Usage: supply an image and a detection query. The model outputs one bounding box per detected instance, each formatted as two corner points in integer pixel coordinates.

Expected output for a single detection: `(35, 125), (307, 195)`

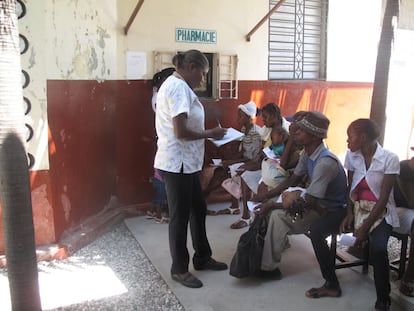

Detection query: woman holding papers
(154, 50), (228, 288)
(204, 101), (262, 215)
(230, 103), (291, 229)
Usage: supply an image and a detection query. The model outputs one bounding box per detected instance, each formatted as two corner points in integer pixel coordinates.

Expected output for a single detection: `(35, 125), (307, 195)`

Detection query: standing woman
(341, 118), (400, 311)
(154, 50), (228, 289)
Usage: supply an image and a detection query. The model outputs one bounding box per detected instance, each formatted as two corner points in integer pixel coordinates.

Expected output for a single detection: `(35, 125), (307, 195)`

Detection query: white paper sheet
(126, 51), (147, 79)
(211, 158), (222, 166)
(338, 234), (356, 247)
(228, 162), (244, 177)
(247, 201), (261, 212)
(208, 127), (244, 147)
(263, 146), (279, 161)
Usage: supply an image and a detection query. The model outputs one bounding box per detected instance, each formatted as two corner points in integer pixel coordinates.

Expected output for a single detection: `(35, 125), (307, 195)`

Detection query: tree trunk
(0, 1), (41, 310)
(370, 0), (399, 144)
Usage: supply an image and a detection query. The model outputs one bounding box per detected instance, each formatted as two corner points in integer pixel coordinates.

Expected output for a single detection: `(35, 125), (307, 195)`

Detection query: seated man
(394, 147), (414, 297)
(255, 111), (347, 298)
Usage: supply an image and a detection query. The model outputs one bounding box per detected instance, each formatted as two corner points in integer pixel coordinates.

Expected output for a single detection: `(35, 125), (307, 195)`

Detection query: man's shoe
(171, 272), (203, 288)
(194, 258), (228, 271)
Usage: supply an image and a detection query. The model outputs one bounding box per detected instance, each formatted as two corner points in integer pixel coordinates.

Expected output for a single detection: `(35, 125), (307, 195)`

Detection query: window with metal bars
(268, 0), (328, 80)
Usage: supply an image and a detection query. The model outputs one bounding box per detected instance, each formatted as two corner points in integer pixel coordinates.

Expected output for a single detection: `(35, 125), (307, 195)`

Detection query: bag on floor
(221, 176), (242, 199)
(229, 216), (268, 278)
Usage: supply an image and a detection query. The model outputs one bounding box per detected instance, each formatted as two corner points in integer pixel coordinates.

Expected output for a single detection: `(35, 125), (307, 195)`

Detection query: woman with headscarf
(204, 100), (263, 215)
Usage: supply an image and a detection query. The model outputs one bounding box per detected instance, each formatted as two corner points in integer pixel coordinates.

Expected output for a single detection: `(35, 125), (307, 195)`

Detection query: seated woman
(341, 119), (400, 311)
(230, 110), (306, 229)
(229, 105), (297, 229)
(242, 126), (289, 203)
(203, 101), (262, 214)
(393, 148), (414, 297)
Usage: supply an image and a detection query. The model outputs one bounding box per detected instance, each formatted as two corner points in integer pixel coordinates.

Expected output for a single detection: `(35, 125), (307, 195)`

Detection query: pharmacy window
(154, 51), (238, 100)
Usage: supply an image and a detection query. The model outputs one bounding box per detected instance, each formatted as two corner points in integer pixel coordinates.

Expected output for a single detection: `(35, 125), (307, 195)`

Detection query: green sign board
(175, 28), (217, 44)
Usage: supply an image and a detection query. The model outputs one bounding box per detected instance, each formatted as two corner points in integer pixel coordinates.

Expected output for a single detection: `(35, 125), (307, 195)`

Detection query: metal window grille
(269, 0), (327, 80)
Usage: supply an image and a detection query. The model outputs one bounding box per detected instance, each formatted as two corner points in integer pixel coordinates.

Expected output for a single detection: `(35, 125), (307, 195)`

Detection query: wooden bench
(389, 231), (410, 279)
(330, 230), (409, 279)
(330, 233), (369, 273)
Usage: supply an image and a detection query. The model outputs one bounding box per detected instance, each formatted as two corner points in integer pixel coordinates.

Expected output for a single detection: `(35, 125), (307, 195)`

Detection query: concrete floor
(125, 202), (413, 311)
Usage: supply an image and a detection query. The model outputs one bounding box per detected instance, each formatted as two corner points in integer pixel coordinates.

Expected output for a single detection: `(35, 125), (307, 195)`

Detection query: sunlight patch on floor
(0, 258), (128, 310)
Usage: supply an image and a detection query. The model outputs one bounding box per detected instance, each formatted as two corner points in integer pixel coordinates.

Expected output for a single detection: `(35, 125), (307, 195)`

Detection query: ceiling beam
(245, 0), (286, 42)
(124, 0), (145, 35)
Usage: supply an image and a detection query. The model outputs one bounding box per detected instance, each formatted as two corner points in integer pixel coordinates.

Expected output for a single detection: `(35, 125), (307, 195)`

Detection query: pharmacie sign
(175, 28), (217, 44)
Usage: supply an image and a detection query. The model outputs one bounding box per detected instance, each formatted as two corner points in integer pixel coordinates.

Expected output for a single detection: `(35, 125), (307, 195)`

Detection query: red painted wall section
(46, 80), (156, 240)
(29, 170), (55, 246)
(47, 80), (118, 239)
(114, 81), (156, 204)
(0, 79), (373, 253)
(204, 81), (372, 160)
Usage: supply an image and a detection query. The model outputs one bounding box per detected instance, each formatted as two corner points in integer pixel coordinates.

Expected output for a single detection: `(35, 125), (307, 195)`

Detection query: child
(260, 127), (289, 190)
(147, 68), (175, 223)
(230, 126), (290, 229)
(269, 126), (288, 157)
(146, 168), (169, 223)
(151, 67), (175, 112)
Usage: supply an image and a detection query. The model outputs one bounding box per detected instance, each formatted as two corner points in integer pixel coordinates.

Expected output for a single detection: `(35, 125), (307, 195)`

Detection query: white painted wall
(118, 0), (270, 80)
(45, 0), (118, 79)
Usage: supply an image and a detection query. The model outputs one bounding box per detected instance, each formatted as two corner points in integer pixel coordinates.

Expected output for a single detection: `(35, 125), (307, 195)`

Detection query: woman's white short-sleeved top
(154, 75), (205, 174)
(344, 143), (400, 227)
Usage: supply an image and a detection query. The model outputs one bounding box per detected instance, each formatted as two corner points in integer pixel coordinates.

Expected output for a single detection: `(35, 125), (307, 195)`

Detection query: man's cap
(238, 101), (257, 118)
(296, 111), (330, 138)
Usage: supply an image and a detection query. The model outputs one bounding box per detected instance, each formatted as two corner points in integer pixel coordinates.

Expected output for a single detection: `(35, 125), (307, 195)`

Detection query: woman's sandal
(400, 280), (414, 297)
(305, 284), (342, 299)
(230, 217), (252, 229)
(216, 206), (240, 215)
(156, 217), (170, 224)
(146, 211), (157, 219)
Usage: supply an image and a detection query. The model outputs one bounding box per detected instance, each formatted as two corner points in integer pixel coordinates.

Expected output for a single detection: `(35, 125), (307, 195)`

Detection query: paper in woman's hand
(208, 128), (244, 147)
(263, 146), (279, 160)
(211, 158), (222, 166)
(247, 201), (261, 212)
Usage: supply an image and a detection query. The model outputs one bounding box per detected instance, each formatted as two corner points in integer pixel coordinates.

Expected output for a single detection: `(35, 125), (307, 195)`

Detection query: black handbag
(229, 216), (268, 278)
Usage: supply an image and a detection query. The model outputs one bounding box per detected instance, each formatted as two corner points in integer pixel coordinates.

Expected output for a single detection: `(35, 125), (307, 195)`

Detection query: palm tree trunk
(370, 0), (399, 144)
(0, 1), (41, 310)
